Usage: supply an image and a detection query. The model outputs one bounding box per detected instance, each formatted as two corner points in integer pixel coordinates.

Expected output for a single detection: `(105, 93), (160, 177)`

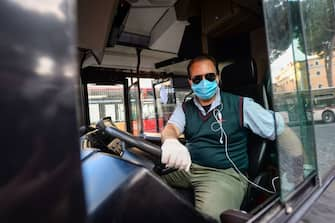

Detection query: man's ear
(188, 79), (192, 87)
(217, 74), (221, 88)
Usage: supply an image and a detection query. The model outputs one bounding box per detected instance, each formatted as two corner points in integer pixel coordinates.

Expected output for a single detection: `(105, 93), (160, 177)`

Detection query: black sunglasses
(191, 73), (217, 84)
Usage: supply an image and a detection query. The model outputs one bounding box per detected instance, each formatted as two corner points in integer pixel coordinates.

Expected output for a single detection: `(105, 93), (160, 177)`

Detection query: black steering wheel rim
(103, 126), (162, 157)
(97, 120), (176, 175)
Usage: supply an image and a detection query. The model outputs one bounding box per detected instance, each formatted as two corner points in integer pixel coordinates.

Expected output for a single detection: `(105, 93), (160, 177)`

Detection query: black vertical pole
(152, 82), (161, 132)
(124, 78), (131, 132)
(136, 48), (144, 135)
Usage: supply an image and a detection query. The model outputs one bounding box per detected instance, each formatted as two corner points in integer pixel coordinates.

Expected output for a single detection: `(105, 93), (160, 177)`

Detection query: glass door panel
(300, 0), (335, 181)
(87, 84), (126, 131)
(263, 0), (317, 201)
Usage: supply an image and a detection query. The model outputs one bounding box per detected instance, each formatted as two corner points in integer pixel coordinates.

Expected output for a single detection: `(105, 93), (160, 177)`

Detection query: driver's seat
(220, 59), (273, 211)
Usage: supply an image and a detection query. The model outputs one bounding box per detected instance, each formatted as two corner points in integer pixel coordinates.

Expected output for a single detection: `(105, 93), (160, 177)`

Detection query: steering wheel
(79, 117), (124, 156)
(96, 119), (176, 175)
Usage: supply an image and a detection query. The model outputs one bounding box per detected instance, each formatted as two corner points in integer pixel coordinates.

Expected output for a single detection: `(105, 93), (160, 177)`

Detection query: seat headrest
(220, 59), (262, 102)
(220, 59), (257, 87)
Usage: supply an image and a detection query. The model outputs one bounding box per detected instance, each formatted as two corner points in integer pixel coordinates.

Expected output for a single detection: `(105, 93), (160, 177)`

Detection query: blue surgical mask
(191, 79), (218, 100)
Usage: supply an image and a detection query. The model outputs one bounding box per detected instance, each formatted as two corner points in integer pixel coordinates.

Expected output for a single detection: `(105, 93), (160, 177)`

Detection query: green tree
(263, 0), (291, 62)
(298, 0), (335, 87)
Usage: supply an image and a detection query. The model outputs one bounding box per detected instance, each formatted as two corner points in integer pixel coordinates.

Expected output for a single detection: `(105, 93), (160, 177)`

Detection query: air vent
(147, 0), (177, 5)
(127, 0), (177, 6)
(127, 0), (139, 3)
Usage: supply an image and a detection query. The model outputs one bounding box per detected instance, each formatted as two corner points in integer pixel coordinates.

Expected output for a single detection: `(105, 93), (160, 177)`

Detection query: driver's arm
(161, 123), (180, 142)
(162, 104), (185, 140)
(243, 97), (285, 139)
(160, 105), (191, 171)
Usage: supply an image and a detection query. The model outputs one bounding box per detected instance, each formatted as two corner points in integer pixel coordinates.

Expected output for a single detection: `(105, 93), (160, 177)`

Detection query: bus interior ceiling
(78, 0), (268, 84)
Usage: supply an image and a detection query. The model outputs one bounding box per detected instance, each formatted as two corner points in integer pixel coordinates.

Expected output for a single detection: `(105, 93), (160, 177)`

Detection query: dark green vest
(183, 91), (248, 171)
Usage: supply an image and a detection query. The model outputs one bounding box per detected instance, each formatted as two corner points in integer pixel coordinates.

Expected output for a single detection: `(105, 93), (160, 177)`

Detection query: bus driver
(160, 55), (285, 221)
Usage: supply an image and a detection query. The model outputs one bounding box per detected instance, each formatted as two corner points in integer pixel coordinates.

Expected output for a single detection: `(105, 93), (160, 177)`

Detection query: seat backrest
(220, 59), (264, 106)
(220, 59), (268, 179)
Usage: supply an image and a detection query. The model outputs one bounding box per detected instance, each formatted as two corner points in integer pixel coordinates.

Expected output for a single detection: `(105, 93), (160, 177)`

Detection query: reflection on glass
(87, 84), (126, 130)
(153, 80), (174, 130)
(300, 0), (335, 181)
(35, 56), (54, 76)
(63, 63), (76, 78)
(263, 0), (317, 201)
(12, 0), (66, 21)
(152, 78), (190, 133)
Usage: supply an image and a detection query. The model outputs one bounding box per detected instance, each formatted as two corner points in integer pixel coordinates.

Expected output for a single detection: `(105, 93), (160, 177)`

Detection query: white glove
(161, 138), (191, 171)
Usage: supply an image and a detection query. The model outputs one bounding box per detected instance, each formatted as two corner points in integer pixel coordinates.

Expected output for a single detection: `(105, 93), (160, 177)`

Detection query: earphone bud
(211, 107), (224, 144)
(217, 110), (222, 122)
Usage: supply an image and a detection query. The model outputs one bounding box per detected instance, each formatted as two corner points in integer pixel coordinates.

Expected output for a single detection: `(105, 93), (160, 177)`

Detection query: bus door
(263, 0), (335, 214)
(130, 77), (175, 137)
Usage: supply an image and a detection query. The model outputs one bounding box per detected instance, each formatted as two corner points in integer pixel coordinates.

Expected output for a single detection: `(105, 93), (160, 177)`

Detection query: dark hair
(187, 55), (219, 79)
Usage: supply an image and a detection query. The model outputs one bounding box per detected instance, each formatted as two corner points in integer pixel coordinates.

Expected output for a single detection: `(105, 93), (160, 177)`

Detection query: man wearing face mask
(160, 55), (284, 221)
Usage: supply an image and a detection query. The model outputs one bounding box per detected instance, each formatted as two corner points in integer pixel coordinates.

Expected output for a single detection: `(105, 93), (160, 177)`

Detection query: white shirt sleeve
(243, 97), (285, 140)
(167, 104), (186, 134)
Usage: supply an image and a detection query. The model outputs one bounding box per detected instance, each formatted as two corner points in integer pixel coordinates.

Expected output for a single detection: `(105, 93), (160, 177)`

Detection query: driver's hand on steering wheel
(161, 138), (191, 172)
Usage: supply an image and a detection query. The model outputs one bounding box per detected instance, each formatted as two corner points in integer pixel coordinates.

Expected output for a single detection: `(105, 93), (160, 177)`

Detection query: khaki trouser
(162, 163), (248, 222)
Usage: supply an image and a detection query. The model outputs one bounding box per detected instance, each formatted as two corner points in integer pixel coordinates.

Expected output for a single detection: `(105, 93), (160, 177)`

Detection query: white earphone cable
(211, 107), (278, 194)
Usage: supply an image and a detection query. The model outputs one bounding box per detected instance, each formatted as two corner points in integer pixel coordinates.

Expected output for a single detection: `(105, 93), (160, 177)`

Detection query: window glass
(153, 79), (174, 129)
(117, 104), (125, 122)
(105, 104), (116, 122)
(88, 104), (100, 124)
(87, 84), (126, 131)
(175, 89), (193, 104)
(263, 0), (317, 201)
(151, 77), (190, 133)
(300, 0), (335, 181)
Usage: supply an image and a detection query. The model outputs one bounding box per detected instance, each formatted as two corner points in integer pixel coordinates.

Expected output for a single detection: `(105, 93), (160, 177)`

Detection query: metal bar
(155, 57), (188, 69)
(124, 78), (132, 132)
(152, 82), (160, 132)
(104, 127), (161, 157)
